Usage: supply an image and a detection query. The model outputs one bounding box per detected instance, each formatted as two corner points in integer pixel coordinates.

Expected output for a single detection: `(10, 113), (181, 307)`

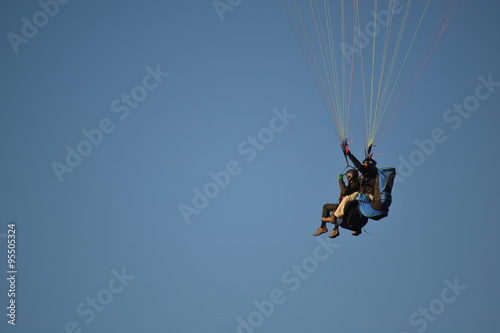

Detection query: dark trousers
(321, 203), (338, 227)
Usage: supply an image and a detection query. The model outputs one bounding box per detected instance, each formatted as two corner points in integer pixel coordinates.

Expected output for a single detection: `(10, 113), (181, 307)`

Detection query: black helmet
(345, 169), (359, 182)
(362, 158), (377, 167)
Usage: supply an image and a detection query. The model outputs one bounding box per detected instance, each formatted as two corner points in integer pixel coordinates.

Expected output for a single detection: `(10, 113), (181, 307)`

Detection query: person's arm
(347, 151), (364, 171)
(338, 175), (348, 196)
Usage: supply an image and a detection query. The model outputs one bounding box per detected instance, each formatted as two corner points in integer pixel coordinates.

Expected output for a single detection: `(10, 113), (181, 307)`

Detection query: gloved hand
(340, 139), (349, 154)
(338, 174), (343, 180)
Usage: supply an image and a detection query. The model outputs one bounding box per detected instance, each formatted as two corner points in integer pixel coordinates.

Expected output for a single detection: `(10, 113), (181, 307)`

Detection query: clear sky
(1, 1), (500, 332)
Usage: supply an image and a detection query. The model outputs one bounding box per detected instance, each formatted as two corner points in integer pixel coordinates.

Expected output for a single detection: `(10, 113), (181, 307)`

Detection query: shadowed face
(346, 170), (358, 182)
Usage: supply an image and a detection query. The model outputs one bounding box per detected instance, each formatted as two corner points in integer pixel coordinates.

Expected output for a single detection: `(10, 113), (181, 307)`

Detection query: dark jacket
(347, 152), (378, 196)
(339, 178), (360, 197)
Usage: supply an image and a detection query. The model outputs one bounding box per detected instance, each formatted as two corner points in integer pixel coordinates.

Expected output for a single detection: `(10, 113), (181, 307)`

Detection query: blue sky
(1, 1), (500, 332)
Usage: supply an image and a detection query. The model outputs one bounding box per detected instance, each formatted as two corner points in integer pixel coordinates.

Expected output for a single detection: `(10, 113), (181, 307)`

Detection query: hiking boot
(328, 228), (339, 238)
(321, 215), (336, 223)
(313, 227), (328, 236)
(351, 229), (362, 236)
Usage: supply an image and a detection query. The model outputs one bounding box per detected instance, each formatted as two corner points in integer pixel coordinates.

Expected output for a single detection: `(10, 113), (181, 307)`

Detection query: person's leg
(321, 203), (340, 238)
(322, 203), (338, 222)
(333, 192), (359, 219)
(350, 194), (373, 236)
(322, 203), (337, 217)
(313, 203), (337, 236)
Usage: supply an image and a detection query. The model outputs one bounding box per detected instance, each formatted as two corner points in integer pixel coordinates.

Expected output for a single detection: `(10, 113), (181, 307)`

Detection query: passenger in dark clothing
(313, 169), (360, 237)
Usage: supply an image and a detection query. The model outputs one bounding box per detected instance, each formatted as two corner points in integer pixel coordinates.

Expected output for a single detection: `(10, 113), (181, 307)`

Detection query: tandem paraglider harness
(338, 140), (397, 232)
(338, 167), (396, 233)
